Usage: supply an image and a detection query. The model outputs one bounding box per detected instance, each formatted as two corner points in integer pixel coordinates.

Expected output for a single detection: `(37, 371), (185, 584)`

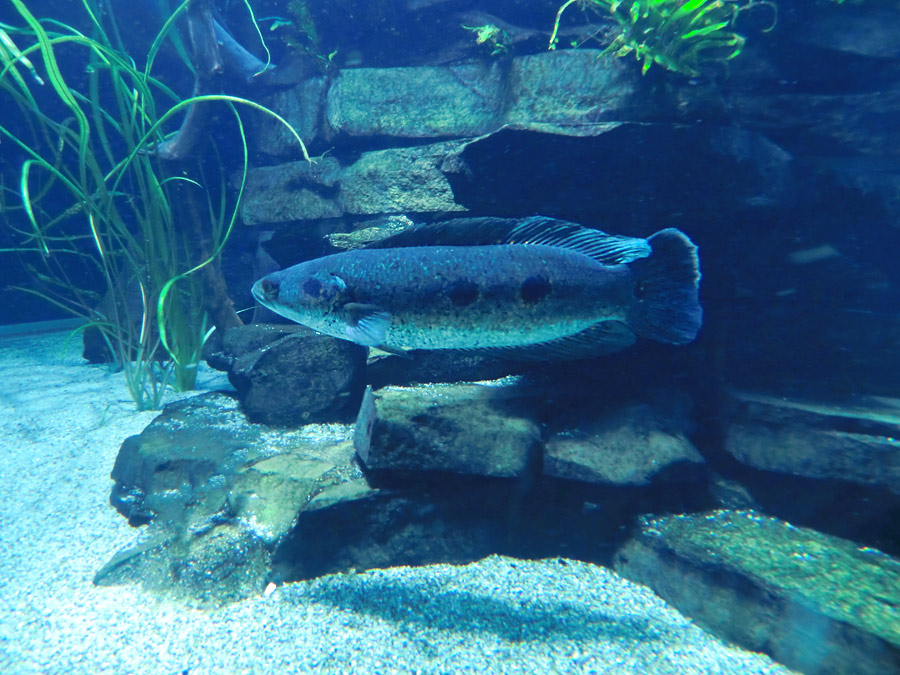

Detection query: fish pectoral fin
(341, 303), (391, 347)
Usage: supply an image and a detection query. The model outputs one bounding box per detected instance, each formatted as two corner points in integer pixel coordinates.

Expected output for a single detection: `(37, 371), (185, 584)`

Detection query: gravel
(0, 331), (798, 675)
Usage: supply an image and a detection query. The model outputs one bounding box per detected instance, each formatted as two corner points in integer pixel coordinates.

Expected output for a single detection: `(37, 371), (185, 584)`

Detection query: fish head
(251, 265), (348, 326)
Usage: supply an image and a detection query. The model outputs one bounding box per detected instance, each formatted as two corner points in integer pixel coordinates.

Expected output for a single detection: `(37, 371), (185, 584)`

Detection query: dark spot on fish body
(447, 280), (479, 307)
(520, 275), (552, 305)
(302, 278), (322, 297)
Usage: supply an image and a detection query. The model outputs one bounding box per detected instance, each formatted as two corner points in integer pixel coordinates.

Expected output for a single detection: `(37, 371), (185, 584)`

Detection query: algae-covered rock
(326, 62), (506, 139)
(615, 509), (900, 675)
(94, 521), (272, 607)
(100, 392), (362, 603)
(241, 156), (343, 225)
(255, 50), (633, 157)
(503, 50), (631, 134)
(340, 141), (467, 215)
(273, 479), (527, 581)
(255, 76), (327, 157)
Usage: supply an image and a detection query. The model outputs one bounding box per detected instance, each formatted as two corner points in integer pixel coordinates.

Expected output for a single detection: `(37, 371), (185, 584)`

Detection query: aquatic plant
(549, 0), (773, 76)
(0, 0), (307, 409)
(259, 0), (338, 67)
(462, 23), (511, 55)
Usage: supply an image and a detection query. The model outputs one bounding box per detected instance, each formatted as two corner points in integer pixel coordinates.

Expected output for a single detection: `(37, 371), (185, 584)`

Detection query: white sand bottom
(0, 331), (797, 674)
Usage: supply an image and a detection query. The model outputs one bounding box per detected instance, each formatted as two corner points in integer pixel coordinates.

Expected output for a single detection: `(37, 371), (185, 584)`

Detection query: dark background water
(1, 0), (899, 402)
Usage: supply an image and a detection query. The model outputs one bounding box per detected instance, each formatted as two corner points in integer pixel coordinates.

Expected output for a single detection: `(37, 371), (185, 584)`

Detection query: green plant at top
(258, 0), (338, 68)
(461, 24), (511, 55)
(0, 0), (308, 409)
(549, 0), (774, 76)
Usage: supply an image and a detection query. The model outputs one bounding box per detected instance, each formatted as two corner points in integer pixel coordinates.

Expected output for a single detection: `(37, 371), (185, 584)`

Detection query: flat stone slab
(615, 509), (900, 675)
(354, 380), (541, 477)
(724, 391), (900, 493)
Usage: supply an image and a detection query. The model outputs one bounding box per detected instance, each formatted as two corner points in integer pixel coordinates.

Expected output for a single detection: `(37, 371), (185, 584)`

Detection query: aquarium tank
(0, 0), (898, 673)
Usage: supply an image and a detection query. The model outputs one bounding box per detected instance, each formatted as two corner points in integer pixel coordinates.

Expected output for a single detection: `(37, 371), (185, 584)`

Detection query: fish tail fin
(627, 228), (702, 345)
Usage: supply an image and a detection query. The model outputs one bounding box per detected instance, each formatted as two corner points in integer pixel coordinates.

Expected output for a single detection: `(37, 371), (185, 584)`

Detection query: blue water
(1, 1), (898, 674)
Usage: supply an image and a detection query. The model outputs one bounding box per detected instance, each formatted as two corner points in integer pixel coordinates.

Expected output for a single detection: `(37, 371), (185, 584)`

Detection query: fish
(251, 217), (702, 360)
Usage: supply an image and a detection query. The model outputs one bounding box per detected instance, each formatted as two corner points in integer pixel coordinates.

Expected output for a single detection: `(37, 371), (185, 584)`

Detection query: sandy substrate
(0, 331), (797, 675)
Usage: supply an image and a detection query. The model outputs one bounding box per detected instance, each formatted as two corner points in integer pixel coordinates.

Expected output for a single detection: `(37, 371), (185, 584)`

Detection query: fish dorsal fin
(366, 216), (651, 266)
(364, 217), (524, 248)
(504, 217), (651, 265)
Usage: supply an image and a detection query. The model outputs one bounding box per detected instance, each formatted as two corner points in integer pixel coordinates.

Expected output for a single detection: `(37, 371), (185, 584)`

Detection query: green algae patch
(642, 510), (900, 646)
(616, 509), (900, 674)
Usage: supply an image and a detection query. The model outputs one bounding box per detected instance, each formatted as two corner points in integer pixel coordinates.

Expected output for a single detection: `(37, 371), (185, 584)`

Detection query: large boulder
(98, 392), (362, 603)
(204, 324), (368, 425)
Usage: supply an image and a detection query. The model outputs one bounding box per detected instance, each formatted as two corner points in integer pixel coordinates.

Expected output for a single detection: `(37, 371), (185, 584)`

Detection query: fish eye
(261, 278), (280, 297)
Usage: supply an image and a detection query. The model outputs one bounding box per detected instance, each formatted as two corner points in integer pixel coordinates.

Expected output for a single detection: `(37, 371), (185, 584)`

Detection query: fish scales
(252, 217), (702, 359)
(302, 244), (630, 349)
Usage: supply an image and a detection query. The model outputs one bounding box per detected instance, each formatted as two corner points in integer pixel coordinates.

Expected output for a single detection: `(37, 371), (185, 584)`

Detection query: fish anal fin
(473, 321), (637, 361)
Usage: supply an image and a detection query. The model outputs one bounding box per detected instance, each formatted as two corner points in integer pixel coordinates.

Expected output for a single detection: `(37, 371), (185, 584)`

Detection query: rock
(326, 50), (632, 139)
(364, 348), (530, 390)
(101, 386), (713, 603)
(255, 76), (327, 157)
(730, 89), (900, 158)
(108, 392), (360, 530)
(325, 214), (415, 250)
(244, 120), (794, 227)
(101, 391), (362, 603)
(273, 481), (524, 581)
(544, 396), (705, 486)
(241, 156), (344, 225)
(502, 51), (631, 134)
(205, 324), (368, 426)
(241, 141), (467, 225)
(256, 50), (634, 158)
(724, 391), (900, 494)
(94, 521), (272, 607)
(325, 62), (506, 139)
(354, 380), (541, 478)
(341, 141), (468, 215)
(797, 5), (900, 59)
(203, 322), (301, 372)
(614, 510), (900, 675)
